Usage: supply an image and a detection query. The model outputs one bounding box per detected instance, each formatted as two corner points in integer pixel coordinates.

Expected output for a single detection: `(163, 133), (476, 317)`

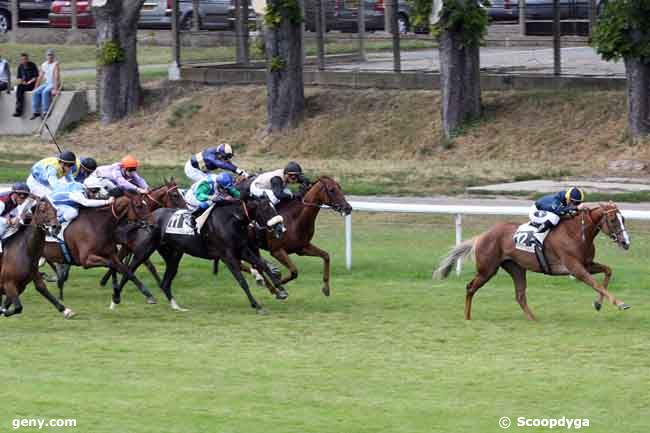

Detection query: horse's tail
(432, 238), (477, 280)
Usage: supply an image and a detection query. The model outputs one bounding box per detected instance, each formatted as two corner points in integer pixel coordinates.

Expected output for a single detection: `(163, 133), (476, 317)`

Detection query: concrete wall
(180, 66), (627, 92)
(0, 90), (89, 137)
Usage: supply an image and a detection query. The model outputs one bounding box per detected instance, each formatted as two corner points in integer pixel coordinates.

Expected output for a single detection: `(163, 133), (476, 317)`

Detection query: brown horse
(244, 176), (352, 297)
(43, 192), (151, 308)
(98, 179), (187, 296)
(0, 197), (74, 318)
(434, 203), (631, 320)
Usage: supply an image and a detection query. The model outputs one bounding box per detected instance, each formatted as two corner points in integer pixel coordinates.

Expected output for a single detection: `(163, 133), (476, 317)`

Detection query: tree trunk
(264, 0), (305, 132)
(93, 0), (146, 124)
(624, 57), (650, 140)
(439, 26), (481, 138)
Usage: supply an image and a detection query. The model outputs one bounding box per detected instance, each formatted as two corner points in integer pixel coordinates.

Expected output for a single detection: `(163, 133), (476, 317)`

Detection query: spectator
(30, 48), (60, 120)
(13, 53), (39, 117)
(0, 53), (10, 94)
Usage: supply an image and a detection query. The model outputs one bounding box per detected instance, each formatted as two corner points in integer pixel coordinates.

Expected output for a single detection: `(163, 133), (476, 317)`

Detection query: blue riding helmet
(215, 172), (235, 189)
(11, 182), (30, 194)
(565, 187), (585, 204)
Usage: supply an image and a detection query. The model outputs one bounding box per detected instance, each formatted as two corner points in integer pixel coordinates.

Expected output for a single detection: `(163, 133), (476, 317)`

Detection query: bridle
(580, 206), (625, 243)
(301, 178), (347, 213)
(145, 184), (181, 209)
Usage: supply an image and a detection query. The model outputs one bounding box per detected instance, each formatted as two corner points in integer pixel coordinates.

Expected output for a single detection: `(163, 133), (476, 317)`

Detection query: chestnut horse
(0, 197), (74, 318)
(43, 192), (152, 308)
(434, 203), (631, 320)
(241, 176), (352, 297)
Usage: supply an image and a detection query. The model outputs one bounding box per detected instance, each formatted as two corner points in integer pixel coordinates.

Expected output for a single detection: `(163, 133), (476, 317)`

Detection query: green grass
(2, 212), (650, 432)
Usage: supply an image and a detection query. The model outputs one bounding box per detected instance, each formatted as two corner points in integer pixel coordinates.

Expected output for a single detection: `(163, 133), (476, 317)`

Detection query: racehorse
(43, 192), (152, 308)
(433, 202), (631, 320)
(97, 179), (187, 299)
(0, 197), (74, 318)
(238, 176), (352, 297)
(119, 197), (288, 313)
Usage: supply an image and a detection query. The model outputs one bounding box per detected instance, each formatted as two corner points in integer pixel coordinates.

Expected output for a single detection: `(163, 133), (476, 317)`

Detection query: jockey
(83, 175), (106, 199)
(184, 143), (249, 183)
(90, 155), (150, 194)
(49, 181), (114, 236)
(74, 157), (98, 183)
(530, 187), (585, 233)
(26, 151), (78, 197)
(250, 161), (309, 205)
(184, 172), (240, 214)
(0, 183), (31, 244)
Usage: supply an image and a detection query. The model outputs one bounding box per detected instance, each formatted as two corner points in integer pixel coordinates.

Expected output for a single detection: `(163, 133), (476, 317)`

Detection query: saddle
(513, 223), (552, 274)
(45, 222), (74, 264)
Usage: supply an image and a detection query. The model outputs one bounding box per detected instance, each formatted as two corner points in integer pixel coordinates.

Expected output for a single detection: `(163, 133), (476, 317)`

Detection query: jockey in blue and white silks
(26, 151), (79, 197)
(49, 182), (114, 234)
(184, 172), (240, 213)
(529, 187), (586, 233)
(184, 143), (249, 183)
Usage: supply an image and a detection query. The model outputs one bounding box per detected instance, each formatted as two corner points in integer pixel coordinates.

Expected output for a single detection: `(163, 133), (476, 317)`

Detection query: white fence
(344, 201), (650, 272)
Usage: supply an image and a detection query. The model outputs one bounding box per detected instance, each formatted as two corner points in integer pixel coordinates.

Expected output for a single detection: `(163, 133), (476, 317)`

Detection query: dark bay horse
(240, 176), (352, 297)
(98, 180), (187, 298)
(43, 192), (152, 308)
(434, 203), (631, 320)
(0, 197), (74, 318)
(121, 198), (287, 313)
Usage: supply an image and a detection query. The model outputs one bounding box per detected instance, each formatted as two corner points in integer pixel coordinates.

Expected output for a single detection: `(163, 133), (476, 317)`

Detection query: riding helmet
(215, 172), (235, 189)
(120, 155), (140, 169)
(565, 187), (585, 204)
(284, 161), (303, 175)
(11, 182), (30, 194)
(58, 150), (77, 164)
(80, 157), (97, 172)
(216, 143), (234, 159)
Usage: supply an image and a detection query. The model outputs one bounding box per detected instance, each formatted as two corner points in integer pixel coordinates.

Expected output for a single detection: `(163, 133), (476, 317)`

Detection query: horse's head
(304, 176), (352, 216)
(149, 178), (187, 210)
(593, 202), (630, 250)
(247, 197), (286, 239)
(113, 192), (152, 224)
(33, 196), (61, 237)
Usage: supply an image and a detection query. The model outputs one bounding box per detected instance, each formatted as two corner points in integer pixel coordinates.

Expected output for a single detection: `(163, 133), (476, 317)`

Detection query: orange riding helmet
(120, 155), (140, 170)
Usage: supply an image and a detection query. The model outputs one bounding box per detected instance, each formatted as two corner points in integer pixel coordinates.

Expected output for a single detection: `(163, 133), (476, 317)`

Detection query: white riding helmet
(84, 177), (104, 190)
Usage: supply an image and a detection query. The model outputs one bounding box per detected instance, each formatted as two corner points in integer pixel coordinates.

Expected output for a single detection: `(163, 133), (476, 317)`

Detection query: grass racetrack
(3, 213), (649, 432)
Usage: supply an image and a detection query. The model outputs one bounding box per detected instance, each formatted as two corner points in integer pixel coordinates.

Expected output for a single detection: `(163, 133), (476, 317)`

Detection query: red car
(49, 0), (94, 28)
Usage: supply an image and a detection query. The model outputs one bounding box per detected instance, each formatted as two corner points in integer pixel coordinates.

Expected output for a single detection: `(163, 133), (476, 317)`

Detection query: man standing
(0, 53), (10, 94)
(30, 49), (60, 120)
(13, 53), (39, 117)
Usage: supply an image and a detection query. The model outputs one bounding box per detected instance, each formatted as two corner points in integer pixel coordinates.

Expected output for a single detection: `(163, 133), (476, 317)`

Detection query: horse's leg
(565, 259), (629, 310)
(221, 254), (266, 314)
(296, 243), (331, 297)
(270, 248), (299, 285)
(240, 261), (275, 292)
(2, 282), (22, 317)
(465, 264), (499, 320)
(100, 249), (130, 287)
(586, 262), (612, 312)
(143, 259), (162, 288)
(241, 248), (286, 299)
(32, 271), (75, 318)
(501, 261), (536, 321)
(54, 263), (70, 300)
(158, 247), (186, 311)
(83, 254), (154, 308)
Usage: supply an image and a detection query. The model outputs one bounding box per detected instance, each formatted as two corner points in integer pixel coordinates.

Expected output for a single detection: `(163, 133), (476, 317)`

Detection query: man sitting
(89, 155), (150, 194)
(529, 187), (586, 233)
(184, 143), (249, 183)
(250, 161), (309, 205)
(0, 183), (31, 252)
(27, 151), (78, 197)
(49, 181), (114, 240)
(184, 172), (240, 215)
(30, 49), (60, 120)
(13, 53), (39, 117)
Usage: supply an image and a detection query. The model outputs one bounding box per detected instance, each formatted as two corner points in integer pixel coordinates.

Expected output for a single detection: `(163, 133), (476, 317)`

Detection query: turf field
(2, 213), (649, 433)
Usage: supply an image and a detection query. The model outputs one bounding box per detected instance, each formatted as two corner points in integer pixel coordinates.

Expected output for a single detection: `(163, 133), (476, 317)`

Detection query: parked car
(525, 0), (599, 20)
(304, 0), (413, 34)
(487, 0), (519, 21)
(49, 0), (256, 30)
(0, 0), (52, 33)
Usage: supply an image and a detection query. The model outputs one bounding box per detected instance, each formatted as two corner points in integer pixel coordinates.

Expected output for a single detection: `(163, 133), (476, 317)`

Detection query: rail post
(345, 213), (352, 270)
(455, 213), (462, 275)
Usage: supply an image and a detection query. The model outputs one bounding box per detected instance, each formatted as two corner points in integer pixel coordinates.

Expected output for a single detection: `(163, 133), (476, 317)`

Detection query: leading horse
(434, 202), (631, 320)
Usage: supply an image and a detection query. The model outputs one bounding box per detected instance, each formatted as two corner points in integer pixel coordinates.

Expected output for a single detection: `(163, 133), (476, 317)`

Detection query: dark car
(487, 0), (519, 21)
(138, 0), (256, 30)
(305, 0), (413, 33)
(525, 0), (600, 19)
(0, 0), (52, 33)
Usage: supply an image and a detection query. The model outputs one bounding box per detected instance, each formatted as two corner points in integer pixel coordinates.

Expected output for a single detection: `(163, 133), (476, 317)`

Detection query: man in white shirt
(30, 48), (60, 120)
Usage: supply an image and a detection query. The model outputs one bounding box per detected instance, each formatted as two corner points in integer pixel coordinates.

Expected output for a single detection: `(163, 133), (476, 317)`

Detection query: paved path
(331, 46), (624, 77)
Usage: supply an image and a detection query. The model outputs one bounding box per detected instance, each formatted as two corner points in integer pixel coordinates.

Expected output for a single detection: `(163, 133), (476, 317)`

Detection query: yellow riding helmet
(565, 187), (585, 204)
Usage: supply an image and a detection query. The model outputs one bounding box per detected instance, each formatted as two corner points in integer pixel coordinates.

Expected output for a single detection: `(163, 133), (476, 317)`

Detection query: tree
(592, 0), (650, 140)
(92, 0), (147, 124)
(433, 0), (489, 139)
(264, 0), (305, 132)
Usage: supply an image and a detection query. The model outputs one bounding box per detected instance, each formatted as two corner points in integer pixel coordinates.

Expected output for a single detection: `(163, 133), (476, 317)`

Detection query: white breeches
(26, 175), (52, 198)
(184, 160), (208, 183)
(529, 204), (560, 227)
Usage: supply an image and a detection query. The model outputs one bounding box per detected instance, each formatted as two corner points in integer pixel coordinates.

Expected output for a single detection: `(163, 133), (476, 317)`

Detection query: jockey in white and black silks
(250, 161), (310, 206)
(0, 183), (31, 245)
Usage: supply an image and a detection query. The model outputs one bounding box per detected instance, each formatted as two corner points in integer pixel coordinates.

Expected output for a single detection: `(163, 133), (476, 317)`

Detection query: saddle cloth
(165, 209), (196, 236)
(513, 223), (549, 253)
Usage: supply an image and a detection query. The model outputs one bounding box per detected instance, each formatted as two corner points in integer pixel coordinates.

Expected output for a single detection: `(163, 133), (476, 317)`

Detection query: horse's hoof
(619, 303), (631, 310)
(146, 297), (157, 305)
(63, 308), (76, 319)
(256, 307), (268, 315)
(170, 299), (188, 312)
(322, 286), (331, 297)
(109, 301), (117, 310)
(593, 301), (602, 311)
(276, 289), (288, 300)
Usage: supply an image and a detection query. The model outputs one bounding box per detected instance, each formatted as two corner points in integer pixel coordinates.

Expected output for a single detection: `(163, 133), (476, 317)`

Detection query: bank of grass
(2, 212), (649, 433)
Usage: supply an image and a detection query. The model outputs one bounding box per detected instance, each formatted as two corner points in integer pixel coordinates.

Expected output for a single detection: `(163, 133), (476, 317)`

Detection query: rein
(301, 179), (335, 210)
(580, 207), (622, 242)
